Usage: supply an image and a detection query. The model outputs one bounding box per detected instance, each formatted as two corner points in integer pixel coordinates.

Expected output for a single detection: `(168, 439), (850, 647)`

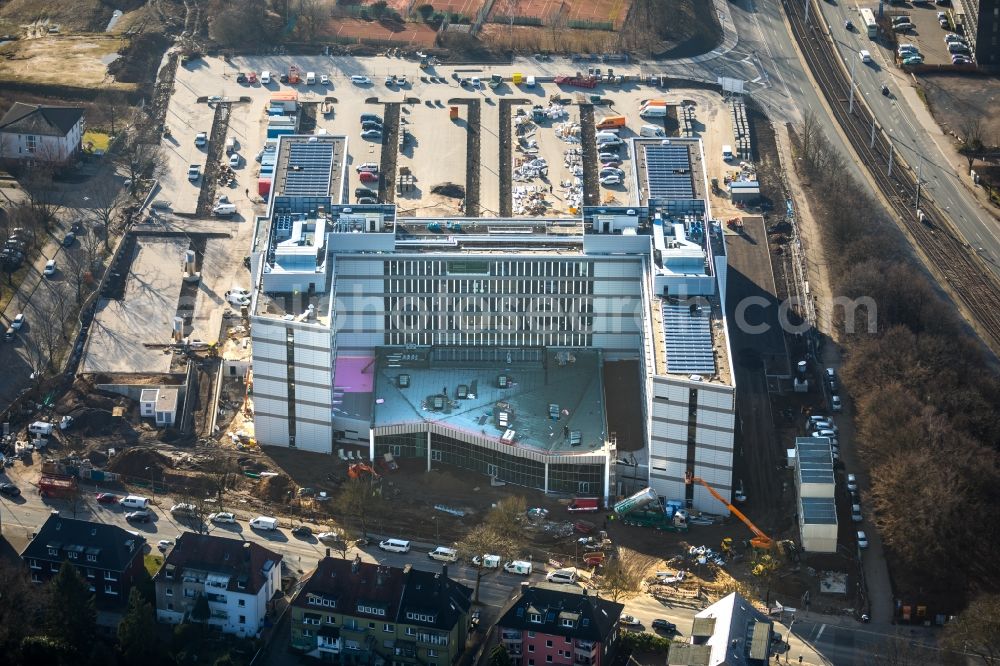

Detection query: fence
(567, 19), (614, 31)
(490, 14), (543, 26)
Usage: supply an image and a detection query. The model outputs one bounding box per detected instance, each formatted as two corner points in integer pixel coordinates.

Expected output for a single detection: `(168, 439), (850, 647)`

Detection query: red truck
(39, 474), (78, 499)
(568, 497), (601, 513)
(554, 74), (598, 89)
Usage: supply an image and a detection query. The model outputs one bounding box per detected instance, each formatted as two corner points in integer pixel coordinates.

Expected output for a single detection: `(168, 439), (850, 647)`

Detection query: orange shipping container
(641, 99), (668, 107)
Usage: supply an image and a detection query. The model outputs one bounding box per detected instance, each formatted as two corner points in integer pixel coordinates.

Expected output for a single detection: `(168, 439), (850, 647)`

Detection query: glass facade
(375, 432), (604, 494)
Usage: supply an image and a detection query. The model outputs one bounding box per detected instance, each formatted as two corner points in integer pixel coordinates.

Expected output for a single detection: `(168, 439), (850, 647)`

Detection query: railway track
(784, 0), (1000, 350)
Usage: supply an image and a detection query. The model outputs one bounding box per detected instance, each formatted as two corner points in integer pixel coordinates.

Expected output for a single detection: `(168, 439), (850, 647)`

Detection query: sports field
(360, 0), (488, 20)
(326, 18), (438, 46)
(489, 0), (631, 28)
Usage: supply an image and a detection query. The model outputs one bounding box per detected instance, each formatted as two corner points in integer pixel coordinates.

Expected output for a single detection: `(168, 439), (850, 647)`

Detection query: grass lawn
(145, 553), (164, 576)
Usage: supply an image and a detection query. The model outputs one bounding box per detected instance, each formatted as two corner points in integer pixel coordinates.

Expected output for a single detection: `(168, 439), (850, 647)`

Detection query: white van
(28, 421), (54, 436)
(428, 546), (458, 562)
(722, 145), (734, 161)
(526, 75), (536, 87)
(250, 516), (278, 531)
(640, 124), (665, 137)
(379, 538), (410, 553)
(121, 495), (150, 510)
(545, 568), (578, 584)
(261, 70), (271, 84)
(225, 137), (237, 154)
(504, 560), (532, 576)
(474, 554), (501, 569)
(306, 71), (316, 85)
(213, 203), (237, 217)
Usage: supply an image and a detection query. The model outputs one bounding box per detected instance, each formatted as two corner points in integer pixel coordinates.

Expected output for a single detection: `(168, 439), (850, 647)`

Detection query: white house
(0, 103), (85, 164)
(139, 387), (179, 427)
(154, 533), (282, 637)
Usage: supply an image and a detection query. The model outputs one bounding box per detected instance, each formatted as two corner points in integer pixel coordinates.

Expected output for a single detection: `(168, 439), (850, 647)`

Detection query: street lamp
(145, 466), (154, 499)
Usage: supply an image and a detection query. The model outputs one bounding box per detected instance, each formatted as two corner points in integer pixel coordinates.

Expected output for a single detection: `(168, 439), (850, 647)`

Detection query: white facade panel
(255, 415), (289, 446)
(296, 422), (332, 453)
(251, 322), (288, 342)
(253, 377), (288, 399)
(253, 359), (288, 379)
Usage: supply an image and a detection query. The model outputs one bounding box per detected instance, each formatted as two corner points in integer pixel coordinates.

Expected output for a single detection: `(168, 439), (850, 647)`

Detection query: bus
(860, 8), (878, 39)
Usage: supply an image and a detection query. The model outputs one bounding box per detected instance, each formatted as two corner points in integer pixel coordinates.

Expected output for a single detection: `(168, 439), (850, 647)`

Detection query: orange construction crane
(685, 473), (773, 550)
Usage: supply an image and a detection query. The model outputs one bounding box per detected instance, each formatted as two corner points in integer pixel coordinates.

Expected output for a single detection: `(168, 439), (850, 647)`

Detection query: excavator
(347, 463), (380, 480)
(685, 473), (774, 550)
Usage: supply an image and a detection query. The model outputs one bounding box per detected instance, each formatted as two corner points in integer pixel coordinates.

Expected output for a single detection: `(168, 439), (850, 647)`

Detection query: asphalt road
(813, 0), (1000, 274)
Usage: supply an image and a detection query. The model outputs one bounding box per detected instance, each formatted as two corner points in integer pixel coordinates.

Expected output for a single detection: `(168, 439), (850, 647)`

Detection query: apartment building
(153, 533), (282, 637)
(497, 582), (624, 666)
(21, 513), (145, 607)
(248, 133), (737, 512)
(957, 0), (1000, 68)
(0, 103), (85, 164)
(289, 555), (472, 665)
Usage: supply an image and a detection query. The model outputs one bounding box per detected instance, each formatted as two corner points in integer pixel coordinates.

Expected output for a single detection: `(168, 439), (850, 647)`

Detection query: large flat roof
(373, 348), (607, 453)
(82, 237), (190, 374)
(650, 296), (731, 384)
(633, 138), (706, 208)
(273, 135), (346, 198)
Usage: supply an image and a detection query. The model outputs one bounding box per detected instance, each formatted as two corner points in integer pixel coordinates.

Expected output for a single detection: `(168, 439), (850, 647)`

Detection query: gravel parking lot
(884, 2), (962, 66)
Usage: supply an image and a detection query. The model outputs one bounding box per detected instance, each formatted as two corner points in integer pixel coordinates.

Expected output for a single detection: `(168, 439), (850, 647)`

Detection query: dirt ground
(918, 73), (1000, 149)
(0, 35), (134, 89)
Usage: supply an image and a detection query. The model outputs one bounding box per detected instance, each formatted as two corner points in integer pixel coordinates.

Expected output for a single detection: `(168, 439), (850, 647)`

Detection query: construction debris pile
(514, 157), (549, 181)
(512, 186), (551, 216)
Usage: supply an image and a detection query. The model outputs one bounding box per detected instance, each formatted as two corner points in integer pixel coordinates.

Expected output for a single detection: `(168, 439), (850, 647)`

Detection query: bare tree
(486, 495), (527, 539)
(296, 0), (327, 40)
(84, 176), (128, 252)
(958, 116), (986, 172)
(941, 594), (1000, 665)
(456, 524), (519, 602)
(594, 547), (657, 602)
(113, 136), (167, 196)
(62, 249), (97, 306)
(332, 477), (388, 540)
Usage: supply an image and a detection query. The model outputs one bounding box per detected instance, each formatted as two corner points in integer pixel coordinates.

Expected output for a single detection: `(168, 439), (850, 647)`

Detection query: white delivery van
(428, 546), (458, 562)
(474, 554), (501, 569)
(213, 203), (237, 217)
(261, 70), (271, 84)
(640, 124), (665, 137)
(504, 560), (533, 576)
(306, 71), (316, 85)
(545, 568), (578, 584)
(225, 137), (237, 154)
(28, 421), (55, 436)
(639, 105), (668, 118)
(526, 76), (536, 87)
(722, 145), (734, 161)
(121, 495), (150, 510)
(379, 538), (411, 553)
(250, 516), (278, 531)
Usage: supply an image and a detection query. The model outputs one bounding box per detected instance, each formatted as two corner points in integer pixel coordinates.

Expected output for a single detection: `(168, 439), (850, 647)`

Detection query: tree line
(794, 111), (1000, 610)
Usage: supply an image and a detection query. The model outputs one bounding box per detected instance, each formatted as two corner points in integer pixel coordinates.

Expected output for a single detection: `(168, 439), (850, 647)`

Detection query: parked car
(170, 503), (196, 516)
(292, 526), (313, 537)
(11, 313), (25, 330)
(857, 530), (869, 549)
(952, 55), (974, 64)
(651, 619), (677, 633)
(229, 153), (240, 168)
(360, 113), (383, 124)
(944, 33), (965, 43)
(600, 174), (622, 186)
(361, 129), (382, 140)
(236, 72), (247, 84)
(846, 473), (858, 493)
(939, 17), (950, 27)
(619, 615), (641, 627)
(320, 74), (330, 85)
(359, 171), (379, 183)
(62, 232), (75, 247)
(43, 259), (56, 277)
(361, 121), (382, 132)
(157, 539), (173, 551)
(317, 531), (342, 544)
(351, 75), (372, 85)
(902, 55), (925, 66)
(126, 510), (151, 523)
(851, 504), (863, 523)
(209, 512), (236, 524)
(96, 492), (119, 504)
(859, 50), (873, 63)
(0, 482), (20, 497)
(892, 22), (914, 32)
(831, 395), (843, 412)
(356, 162), (379, 173)
(194, 132), (207, 147)
(844, 19), (854, 30)
(187, 164), (200, 181)
(357, 197), (378, 205)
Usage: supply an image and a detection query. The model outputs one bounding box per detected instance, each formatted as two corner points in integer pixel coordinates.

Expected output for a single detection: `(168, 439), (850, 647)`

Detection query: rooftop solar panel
(800, 497), (838, 525)
(278, 139), (334, 197)
(644, 144), (695, 200)
(662, 303), (715, 374)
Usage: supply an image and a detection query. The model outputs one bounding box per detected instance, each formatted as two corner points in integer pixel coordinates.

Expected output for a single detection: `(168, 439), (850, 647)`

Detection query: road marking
(815, 624), (827, 641)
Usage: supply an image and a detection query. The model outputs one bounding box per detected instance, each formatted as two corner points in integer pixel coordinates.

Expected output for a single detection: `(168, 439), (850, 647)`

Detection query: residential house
(153, 532), (282, 638)
(496, 582), (624, 666)
(0, 103), (85, 163)
(668, 592), (774, 666)
(20, 513), (146, 607)
(290, 555), (473, 664)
